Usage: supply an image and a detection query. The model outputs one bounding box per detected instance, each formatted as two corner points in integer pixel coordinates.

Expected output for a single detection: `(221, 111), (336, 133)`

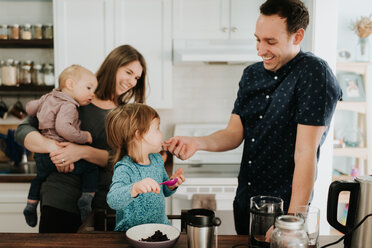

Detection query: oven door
(170, 185), (237, 235)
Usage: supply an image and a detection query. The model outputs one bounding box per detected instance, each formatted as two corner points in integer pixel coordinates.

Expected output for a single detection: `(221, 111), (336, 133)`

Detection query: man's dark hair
(260, 0), (309, 34)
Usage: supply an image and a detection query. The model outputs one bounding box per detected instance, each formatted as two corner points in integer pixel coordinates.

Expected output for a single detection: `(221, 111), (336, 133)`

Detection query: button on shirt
(232, 51), (342, 212)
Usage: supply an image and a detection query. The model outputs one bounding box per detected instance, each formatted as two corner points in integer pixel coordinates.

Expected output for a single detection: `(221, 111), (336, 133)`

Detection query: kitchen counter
(0, 233), (343, 247)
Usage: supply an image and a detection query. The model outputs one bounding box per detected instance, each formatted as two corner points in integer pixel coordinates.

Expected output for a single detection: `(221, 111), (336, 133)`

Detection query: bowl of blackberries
(125, 223), (180, 248)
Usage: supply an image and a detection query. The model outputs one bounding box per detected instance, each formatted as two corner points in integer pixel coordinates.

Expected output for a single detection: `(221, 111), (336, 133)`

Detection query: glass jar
(1, 59), (17, 86)
(42, 24), (53, 39)
(43, 63), (55, 86)
(8, 24), (19, 40)
(0, 60), (4, 85)
(32, 24), (43, 39)
(13, 60), (21, 86)
(20, 64), (32, 84)
(0, 24), (8, 40)
(20, 24), (32, 40)
(270, 215), (308, 248)
(32, 63), (44, 85)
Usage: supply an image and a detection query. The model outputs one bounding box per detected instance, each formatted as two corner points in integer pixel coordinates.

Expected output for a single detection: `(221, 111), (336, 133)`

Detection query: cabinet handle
(231, 27), (238, 33)
(221, 27), (228, 33)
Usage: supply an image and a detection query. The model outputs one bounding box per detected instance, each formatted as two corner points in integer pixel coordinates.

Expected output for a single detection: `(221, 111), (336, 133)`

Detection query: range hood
(173, 39), (261, 64)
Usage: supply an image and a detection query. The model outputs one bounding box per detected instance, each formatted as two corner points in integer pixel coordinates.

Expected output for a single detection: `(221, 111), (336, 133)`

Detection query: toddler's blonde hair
(105, 103), (160, 168)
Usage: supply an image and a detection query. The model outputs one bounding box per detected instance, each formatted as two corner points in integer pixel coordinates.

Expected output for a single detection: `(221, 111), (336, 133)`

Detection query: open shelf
(333, 147), (368, 160)
(0, 39), (53, 48)
(336, 101), (367, 114)
(0, 85), (54, 96)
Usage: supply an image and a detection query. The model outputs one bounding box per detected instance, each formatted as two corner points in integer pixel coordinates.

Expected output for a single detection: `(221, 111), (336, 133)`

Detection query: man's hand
(162, 136), (198, 160)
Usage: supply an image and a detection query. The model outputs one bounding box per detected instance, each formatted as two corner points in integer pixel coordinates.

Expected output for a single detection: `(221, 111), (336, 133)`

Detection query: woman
(15, 44), (147, 233)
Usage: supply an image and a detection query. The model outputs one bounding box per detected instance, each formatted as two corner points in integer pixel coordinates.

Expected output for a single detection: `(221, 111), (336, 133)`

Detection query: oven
(170, 123), (243, 235)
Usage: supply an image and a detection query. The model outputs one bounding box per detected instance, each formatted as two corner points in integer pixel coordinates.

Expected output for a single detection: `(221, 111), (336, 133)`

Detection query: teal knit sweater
(106, 153), (176, 231)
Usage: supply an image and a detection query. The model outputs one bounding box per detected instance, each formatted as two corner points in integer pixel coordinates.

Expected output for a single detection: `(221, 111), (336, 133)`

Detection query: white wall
(158, 64), (246, 138)
(337, 0), (372, 61)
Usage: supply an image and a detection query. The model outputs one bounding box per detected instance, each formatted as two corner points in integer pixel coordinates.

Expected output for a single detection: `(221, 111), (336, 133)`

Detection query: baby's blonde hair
(105, 103), (160, 168)
(58, 64), (94, 89)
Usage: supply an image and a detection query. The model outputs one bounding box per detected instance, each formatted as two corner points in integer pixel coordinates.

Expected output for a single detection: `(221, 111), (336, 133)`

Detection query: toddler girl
(106, 103), (184, 231)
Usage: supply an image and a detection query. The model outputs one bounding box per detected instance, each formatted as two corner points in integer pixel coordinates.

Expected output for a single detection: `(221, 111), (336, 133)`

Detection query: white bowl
(126, 223), (180, 248)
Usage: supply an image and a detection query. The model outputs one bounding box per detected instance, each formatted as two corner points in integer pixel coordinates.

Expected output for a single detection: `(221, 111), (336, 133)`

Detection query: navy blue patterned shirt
(232, 51), (342, 212)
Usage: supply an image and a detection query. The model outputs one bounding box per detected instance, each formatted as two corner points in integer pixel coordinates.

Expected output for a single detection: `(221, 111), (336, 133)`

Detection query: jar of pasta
(0, 25), (8, 40)
(42, 24), (53, 39)
(8, 24), (19, 39)
(32, 24), (43, 39)
(20, 24), (32, 40)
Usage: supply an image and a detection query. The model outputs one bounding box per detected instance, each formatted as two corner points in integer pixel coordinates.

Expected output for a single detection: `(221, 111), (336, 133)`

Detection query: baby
(23, 65), (98, 227)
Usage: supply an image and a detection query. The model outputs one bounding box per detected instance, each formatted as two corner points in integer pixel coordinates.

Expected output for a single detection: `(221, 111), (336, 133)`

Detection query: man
(163, 0), (342, 235)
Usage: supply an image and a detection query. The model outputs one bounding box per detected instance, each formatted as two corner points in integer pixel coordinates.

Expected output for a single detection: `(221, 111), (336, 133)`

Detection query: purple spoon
(159, 178), (178, 186)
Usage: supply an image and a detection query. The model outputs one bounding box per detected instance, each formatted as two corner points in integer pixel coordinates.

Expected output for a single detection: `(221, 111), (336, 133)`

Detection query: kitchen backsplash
(158, 64), (249, 139)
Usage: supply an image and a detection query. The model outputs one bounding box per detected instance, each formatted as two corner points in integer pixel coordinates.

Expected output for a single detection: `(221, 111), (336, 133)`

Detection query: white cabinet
(0, 183), (40, 233)
(53, 0), (115, 82)
(173, 0), (263, 40)
(53, 0), (172, 108)
(114, 0), (172, 108)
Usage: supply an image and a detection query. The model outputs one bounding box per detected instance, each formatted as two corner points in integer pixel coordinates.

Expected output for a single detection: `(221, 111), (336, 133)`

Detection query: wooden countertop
(0, 233), (343, 248)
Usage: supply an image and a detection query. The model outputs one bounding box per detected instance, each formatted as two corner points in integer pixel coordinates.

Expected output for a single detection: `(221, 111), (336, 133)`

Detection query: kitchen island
(0, 232), (343, 247)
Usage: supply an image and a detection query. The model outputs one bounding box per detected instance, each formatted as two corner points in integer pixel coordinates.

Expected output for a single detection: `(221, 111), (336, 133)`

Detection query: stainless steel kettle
(327, 175), (372, 248)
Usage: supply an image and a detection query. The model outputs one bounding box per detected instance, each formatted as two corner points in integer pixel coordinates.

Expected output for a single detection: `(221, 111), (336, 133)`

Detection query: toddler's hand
(131, 178), (160, 197)
(167, 168), (185, 191)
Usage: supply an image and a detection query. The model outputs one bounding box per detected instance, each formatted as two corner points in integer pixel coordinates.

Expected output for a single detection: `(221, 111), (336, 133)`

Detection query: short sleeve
(232, 67), (250, 116)
(295, 60), (342, 126)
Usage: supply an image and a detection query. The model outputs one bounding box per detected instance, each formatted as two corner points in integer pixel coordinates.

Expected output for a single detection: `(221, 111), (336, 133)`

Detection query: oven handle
(171, 192), (236, 201)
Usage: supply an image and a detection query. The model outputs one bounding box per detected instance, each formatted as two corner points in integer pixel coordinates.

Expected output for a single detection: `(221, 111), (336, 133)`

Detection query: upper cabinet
(53, 0), (172, 108)
(113, 0), (172, 108)
(53, 0), (114, 81)
(173, 0), (263, 40)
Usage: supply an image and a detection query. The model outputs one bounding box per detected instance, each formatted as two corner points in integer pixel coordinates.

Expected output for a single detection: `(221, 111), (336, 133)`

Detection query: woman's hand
(131, 178), (161, 197)
(167, 168), (185, 191)
(49, 142), (85, 173)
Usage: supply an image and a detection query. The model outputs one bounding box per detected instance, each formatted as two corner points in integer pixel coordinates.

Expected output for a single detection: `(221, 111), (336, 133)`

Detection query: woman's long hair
(95, 45), (147, 105)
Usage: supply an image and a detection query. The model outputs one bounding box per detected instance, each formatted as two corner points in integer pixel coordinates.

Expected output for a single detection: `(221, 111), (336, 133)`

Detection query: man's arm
(287, 124), (327, 213)
(164, 114), (244, 160)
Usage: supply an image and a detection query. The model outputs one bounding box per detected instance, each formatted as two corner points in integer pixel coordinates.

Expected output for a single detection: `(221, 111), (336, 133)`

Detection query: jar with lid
(1, 59), (17, 86)
(270, 215), (308, 248)
(20, 65), (32, 84)
(13, 60), (21, 85)
(43, 63), (54, 86)
(0, 24), (8, 40)
(32, 64), (44, 85)
(42, 24), (53, 39)
(32, 24), (43, 39)
(20, 24), (32, 40)
(8, 24), (19, 39)
(0, 60), (4, 85)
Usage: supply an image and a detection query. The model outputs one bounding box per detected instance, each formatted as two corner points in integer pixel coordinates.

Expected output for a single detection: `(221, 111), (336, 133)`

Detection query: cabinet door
(173, 0), (229, 39)
(230, 0), (263, 40)
(114, 0), (172, 108)
(53, 0), (115, 83)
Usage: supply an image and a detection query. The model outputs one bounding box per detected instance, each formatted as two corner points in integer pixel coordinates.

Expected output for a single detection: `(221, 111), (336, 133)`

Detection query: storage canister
(8, 24), (19, 39)
(20, 64), (32, 84)
(270, 215), (308, 248)
(32, 63), (44, 85)
(0, 60), (4, 85)
(13, 60), (21, 85)
(0, 24), (8, 40)
(42, 24), (53, 39)
(43, 63), (54, 86)
(32, 24), (43, 39)
(20, 24), (32, 40)
(1, 59), (17, 86)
